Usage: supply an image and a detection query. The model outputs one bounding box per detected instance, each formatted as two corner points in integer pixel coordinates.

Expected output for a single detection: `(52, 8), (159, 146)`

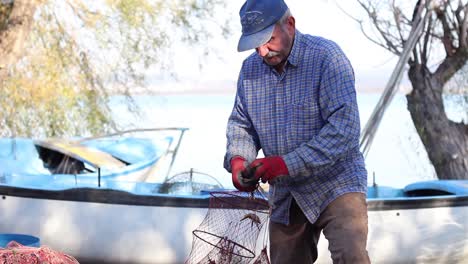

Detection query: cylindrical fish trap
(252, 248), (270, 264)
(186, 190), (270, 264)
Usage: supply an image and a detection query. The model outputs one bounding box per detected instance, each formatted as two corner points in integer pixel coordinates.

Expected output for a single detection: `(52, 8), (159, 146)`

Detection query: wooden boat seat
(34, 139), (126, 172)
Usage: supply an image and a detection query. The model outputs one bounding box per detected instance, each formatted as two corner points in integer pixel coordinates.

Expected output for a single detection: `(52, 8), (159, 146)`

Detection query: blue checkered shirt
(224, 30), (367, 225)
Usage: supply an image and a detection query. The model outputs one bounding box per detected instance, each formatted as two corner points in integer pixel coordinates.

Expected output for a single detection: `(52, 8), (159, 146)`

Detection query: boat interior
(34, 139), (127, 175)
(367, 180), (468, 198)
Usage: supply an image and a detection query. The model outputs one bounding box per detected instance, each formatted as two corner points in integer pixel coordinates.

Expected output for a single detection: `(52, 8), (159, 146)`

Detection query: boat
(0, 168), (467, 263)
(0, 128), (188, 185)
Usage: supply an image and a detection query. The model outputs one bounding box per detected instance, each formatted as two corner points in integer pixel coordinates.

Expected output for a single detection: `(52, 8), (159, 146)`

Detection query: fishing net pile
(0, 241), (79, 264)
(186, 189), (271, 264)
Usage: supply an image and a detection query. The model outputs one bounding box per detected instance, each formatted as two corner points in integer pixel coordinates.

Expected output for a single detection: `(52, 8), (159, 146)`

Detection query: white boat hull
(0, 195), (207, 263)
(1, 194), (467, 263)
(316, 205), (468, 264)
(2, 179), (468, 263)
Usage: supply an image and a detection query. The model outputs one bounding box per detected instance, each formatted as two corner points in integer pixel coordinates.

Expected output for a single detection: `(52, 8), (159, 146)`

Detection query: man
(223, 0), (371, 263)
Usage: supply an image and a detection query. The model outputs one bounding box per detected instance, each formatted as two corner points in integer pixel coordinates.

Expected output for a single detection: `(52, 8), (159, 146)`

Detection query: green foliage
(1, 0), (230, 138)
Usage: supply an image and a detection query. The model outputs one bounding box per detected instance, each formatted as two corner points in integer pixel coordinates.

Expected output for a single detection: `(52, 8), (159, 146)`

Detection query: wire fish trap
(186, 190), (270, 264)
(252, 248), (270, 264)
(158, 169), (224, 195)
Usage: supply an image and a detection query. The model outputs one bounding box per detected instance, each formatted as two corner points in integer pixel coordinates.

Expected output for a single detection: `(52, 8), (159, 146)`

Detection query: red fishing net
(0, 241), (79, 264)
(186, 189), (271, 264)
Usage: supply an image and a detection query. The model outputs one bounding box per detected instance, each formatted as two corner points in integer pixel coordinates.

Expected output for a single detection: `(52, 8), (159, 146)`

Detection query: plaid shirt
(224, 30), (367, 225)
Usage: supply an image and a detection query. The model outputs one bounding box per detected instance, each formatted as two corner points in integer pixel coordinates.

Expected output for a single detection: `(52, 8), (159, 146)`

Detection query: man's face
(256, 18), (294, 67)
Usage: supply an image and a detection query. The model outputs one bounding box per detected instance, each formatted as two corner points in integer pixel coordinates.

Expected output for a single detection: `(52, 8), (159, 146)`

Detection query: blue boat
(0, 128), (188, 185)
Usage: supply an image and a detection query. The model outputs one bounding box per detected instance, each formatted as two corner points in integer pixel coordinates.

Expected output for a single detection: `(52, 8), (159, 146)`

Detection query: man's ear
(287, 16), (295, 34)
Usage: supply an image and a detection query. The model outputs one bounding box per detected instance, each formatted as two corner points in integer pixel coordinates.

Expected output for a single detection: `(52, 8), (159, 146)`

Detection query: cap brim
(237, 23), (275, 52)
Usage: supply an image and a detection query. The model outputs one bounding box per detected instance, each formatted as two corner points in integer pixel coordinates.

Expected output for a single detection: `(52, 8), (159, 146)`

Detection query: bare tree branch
(334, 1), (397, 53)
(422, 15), (432, 66)
(435, 3), (456, 56)
(356, 0), (402, 54)
(446, 1), (459, 33)
(392, 0), (405, 43)
(460, 3), (468, 48)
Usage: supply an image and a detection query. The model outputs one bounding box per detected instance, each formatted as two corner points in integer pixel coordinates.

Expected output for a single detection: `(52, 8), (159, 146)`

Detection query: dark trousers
(269, 192), (371, 264)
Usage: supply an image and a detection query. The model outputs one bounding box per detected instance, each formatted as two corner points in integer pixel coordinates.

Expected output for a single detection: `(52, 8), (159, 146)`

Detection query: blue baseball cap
(238, 0), (289, 52)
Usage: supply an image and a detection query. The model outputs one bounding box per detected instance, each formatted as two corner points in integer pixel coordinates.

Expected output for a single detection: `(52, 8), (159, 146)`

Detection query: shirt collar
(287, 30), (302, 67)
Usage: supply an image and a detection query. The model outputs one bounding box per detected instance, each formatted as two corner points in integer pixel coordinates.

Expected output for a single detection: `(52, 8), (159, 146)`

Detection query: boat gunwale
(0, 185), (211, 208)
(1, 185), (467, 211)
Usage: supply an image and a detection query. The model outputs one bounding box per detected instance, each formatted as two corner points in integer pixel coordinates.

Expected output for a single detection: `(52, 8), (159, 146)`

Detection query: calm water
(110, 93), (466, 188)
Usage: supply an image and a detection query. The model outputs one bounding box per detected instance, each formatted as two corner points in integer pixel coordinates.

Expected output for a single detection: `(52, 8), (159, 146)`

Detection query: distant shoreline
(123, 85), (402, 96)
(123, 88), (395, 96)
(116, 80), (467, 96)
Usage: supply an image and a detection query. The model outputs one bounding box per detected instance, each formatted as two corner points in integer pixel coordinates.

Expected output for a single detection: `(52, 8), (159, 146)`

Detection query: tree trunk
(407, 65), (468, 179)
(0, 0), (41, 81)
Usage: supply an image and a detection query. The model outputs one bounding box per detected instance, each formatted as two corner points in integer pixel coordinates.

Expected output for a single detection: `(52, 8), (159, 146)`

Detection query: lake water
(110, 93), (466, 189)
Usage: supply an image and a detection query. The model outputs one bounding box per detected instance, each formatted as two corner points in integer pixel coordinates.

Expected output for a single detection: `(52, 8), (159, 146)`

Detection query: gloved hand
(231, 156), (259, 192)
(248, 156), (289, 184)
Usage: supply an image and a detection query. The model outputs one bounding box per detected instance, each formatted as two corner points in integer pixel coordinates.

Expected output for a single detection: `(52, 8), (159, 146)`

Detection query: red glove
(248, 156), (289, 184)
(231, 156), (258, 192)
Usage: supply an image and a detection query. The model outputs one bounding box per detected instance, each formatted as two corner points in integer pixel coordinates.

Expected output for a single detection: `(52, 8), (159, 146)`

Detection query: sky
(148, 0), (405, 94)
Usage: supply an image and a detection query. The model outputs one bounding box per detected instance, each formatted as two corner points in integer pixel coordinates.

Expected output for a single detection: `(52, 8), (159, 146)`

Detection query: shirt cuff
(282, 150), (309, 178)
